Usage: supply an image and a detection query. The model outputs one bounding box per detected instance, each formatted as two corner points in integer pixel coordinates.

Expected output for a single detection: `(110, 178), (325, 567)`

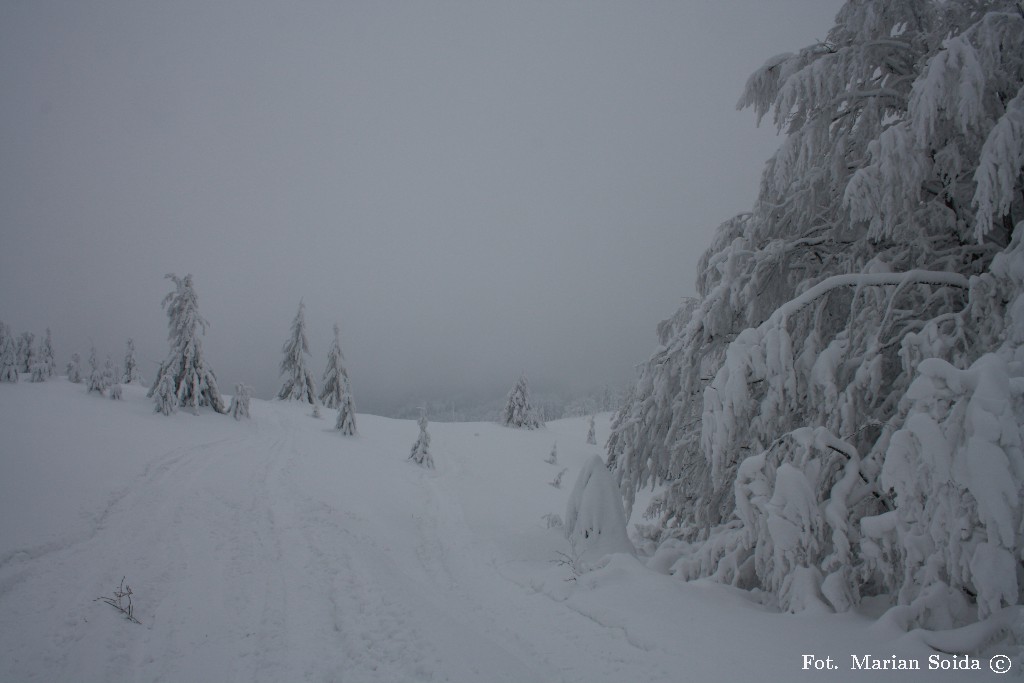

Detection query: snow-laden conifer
(66, 352), (82, 384)
(335, 384), (357, 435)
(153, 368), (177, 415)
(39, 328), (55, 378)
(277, 301), (317, 404)
(409, 412), (434, 469)
(17, 332), (35, 373)
(608, 0), (1024, 633)
(123, 338), (140, 384)
(229, 383), (251, 420)
(502, 374), (540, 429)
(86, 346), (105, 395)
(586, 415), (596, 445)
(565, 456), (634, 569)
(0, 324), (17, 383)
(318, 323), (349, 409)
(545, 442), (557, 465)
(29, 362), (47, 383)
(149, 274), (226, 414)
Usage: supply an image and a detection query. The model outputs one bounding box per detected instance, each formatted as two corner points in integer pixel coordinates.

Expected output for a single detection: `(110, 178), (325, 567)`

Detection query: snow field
(0, 379), (989, 681)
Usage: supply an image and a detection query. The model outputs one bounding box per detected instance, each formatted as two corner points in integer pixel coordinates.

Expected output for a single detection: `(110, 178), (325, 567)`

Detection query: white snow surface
(0, 380), (987, 681)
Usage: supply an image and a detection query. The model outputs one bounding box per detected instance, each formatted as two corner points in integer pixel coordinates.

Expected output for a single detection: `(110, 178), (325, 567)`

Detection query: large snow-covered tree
(278, 301), (317, 404)
(318, 323), (350, 409)
(502, 374), (541, 429)
(609, 0), (1024, 637)
(149, 273), (226, 414)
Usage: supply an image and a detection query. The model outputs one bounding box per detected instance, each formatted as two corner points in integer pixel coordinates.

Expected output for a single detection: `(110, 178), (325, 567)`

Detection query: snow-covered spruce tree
(609, 0), (1024, 631)
(409, 412), (434, 469)
(229, 383), (251, 420)
(66, 352), (82, 383)
(546, 442), (558, 465)
(586, 415), (597, 445)
(335, 383), (357, 435)
(502, 374), (541, 429)
(86, 346), (105, 395)
(17, 332), (35, 373)
(277, 301), (317, 404)
(318, 323), (349, 409)
(148, 273), (226, 414)
(39, 328), (55, 378)
(0, 323), (17, 383)
(123, 338), (140, 384)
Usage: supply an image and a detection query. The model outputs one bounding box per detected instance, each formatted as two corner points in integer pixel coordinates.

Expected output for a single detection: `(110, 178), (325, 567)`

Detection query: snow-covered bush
(229, 383), (251, 420)
(409, 413), (433, 469)
(278, 301), (317, 404)
(149, 273), (226, 414)
(502, 374), (541, 429)
(545, 442), (557, 465)
(335, 386), (357, 435)
(319, 323), (350, 409)
(109, 383), (123, 400)
(565, 455), (634, 569)
(586, 415), (597, 445)
(549, 468), (567, 489)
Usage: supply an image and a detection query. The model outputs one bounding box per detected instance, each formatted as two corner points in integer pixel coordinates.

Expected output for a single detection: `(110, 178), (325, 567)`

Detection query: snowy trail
(0, 383), (992, 681)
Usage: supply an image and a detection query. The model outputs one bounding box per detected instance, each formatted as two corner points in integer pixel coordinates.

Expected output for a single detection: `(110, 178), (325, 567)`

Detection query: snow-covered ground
(0, 380), (992, 681)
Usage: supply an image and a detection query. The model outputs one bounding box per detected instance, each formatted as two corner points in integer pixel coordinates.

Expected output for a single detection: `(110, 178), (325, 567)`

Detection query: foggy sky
(0, 0), (843, 414)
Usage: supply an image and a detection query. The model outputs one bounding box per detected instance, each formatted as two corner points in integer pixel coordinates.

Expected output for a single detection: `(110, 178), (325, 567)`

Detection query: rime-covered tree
(545, 442), (558, 465)
(86, 346), (105, 395)
(229, 383), (251, 420)
(38, 328), (55, 378)
(149, 273), (226, 414)
(502, 374), (541, 429)
(318, 323), (350, 409)
(17, 332), (35, 373)
(277, 301), (317, 404)
(153, 370), (177, 415)
(123, 338), (140, 384)
(0, 323), (18, 383)
(335, 384), (357, 435)
(586, 415), (597, 445)
(609, 0), (1024, 635)
(66, 352), (82, 383)
(409, 412), (434, 469)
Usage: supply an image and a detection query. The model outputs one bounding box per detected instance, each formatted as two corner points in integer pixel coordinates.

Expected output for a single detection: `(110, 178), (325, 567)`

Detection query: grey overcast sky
(0, 0), (843, 414)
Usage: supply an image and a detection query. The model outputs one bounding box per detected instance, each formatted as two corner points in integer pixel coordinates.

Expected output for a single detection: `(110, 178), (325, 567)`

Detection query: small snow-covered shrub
(545, 442), (557, 464)
(109, 383), (123, 400)
(336, 386), (357, 435)
(549, 468), (568, 489)
(586, 415), (597, 445)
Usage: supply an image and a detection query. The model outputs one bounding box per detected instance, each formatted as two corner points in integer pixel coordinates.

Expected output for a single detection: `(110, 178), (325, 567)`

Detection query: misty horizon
(0, 1), (844, 416)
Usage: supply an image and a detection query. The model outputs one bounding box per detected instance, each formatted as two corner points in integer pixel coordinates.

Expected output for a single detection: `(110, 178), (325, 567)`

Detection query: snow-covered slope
(0, 380), (989, 681)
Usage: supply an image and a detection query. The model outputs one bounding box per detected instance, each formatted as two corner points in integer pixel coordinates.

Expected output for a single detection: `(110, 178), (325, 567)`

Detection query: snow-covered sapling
(0, 326), (19, 383)
(16, 332), (35, 373)
(39, 328), (55, 378)
(586, 415), (597, 445)
(153, 367), (177, 415)
(29, 362), (47, 382)
(149, 273), (226, 414)
(502, 373), (541, 429)
(545, 442), (558, 464)
(549, 468), (568, 488)
(66, 352), (82, 383)
(318, 323), (350, 409)
(335, 384), (357, 435)
(123, 338), (140, 384)
(86, 346), (105, 395)
(277, 301), (317, 404)
(409, 412), (434, 469)
(229, 383), (251, 420)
